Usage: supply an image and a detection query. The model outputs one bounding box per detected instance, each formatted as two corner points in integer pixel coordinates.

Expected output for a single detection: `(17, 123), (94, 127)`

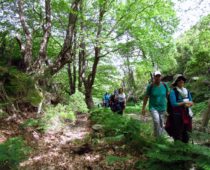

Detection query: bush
(0, 67), (43, 111)
(136, 140), (210, 170)
(90, 109), (151, 147)
(67, 91), (88, 113)
(0, 137), (31, 169)
(20, 118), (46, 132)
(43, 104), (76, 132)
(192, 101), (208, 118)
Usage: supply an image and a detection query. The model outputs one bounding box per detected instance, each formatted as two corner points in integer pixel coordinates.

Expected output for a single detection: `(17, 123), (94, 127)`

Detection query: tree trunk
(201, 99), (210, 129)
(84, 85), (94, 109)
(47, 0), (81, 76)
(17, 0), (33, 71)
(80, 5), (105, 109)
(67, 30), (77, 95)
(77, 3), (85, 92)
(68, 62), (76, 95)
(32, 0), (52, 72)
(78, 39), (86, 92)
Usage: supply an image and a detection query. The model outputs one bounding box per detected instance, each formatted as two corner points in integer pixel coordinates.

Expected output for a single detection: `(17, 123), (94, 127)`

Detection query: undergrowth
(90, 108), (210, 170)
(0, 137), (31, 169)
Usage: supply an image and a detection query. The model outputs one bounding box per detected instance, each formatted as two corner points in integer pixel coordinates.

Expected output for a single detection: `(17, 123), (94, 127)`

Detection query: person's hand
(184, 101), (193, 107)
(141, 109), (148, 122)
(142, 109), (146, 116)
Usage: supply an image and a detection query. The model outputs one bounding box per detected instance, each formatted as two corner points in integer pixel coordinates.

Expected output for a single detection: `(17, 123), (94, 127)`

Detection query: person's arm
(141, 85), (151, 115)
(142, 95), (149, 115)
(166, 84), (170, 96)
(124, 93), (126, 106)
(169, 90), (186, 107)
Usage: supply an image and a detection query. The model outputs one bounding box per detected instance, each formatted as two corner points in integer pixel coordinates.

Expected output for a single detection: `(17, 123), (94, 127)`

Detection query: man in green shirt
(142, 71), (169, 137)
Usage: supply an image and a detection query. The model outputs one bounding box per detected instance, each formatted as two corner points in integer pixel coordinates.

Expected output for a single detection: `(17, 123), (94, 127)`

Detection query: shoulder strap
(162, 82), (168, 96)
(148, 83), (154, 96)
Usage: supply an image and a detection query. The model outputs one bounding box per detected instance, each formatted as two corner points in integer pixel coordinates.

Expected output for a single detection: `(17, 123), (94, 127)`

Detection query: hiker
(103, 92), (110, 107)
(141, 71), (169, 137)
(167, 74), (193, 143)
(116, 88), (126, 115)
(109, 89), (119, 112)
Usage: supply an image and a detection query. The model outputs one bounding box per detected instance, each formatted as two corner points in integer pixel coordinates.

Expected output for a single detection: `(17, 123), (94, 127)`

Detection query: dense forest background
(0, 0), (210, 169)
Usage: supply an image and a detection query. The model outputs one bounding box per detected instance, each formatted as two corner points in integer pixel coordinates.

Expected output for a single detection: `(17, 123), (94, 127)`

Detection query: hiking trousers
(150, 110), (166, 137)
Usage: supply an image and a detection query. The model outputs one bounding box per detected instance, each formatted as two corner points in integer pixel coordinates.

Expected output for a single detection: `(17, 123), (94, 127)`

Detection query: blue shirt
(169, 89), (192, 107)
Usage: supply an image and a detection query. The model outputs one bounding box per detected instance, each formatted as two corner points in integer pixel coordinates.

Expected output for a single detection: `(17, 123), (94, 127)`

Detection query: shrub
(0, 137), (31, 169)
(136, 140), (210, 170)
(0, 67), (43, 111)
(43, 104), (76, 132)
(20, 118), (46, 132)
(192, 101), (208, 117)
(67, 91), (88, 113)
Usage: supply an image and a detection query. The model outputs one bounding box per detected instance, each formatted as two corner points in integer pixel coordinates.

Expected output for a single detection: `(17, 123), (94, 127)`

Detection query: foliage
(92, 108), (210, 170)
(0, 109), (7, 118)
(0, 32), (22, 64)
(0, 66), (42, 109)
(137, 140), (210, 170)
(174, 14), (210, 102)
(35, 104), (76, 132)
(0, 137), (31, 169)
(135, 60), (153, 98)
(67, 91), (88, 113)
(90, 109), (153, 150)
(20, 118), (46, 132)
(53, 71), (88, 111)
(21, 103), (76, 132)
(93, 64), (121, 100)
(125, 105), (141, 114)
(192, 101), (208, 118)
(188, 76), (210, 102)
(191, 130), (210, 145)
(105, 155), (130, 165)
(52, 68), (70, 97)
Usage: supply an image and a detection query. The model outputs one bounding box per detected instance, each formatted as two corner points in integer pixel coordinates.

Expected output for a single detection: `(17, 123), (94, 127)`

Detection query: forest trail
(17, 113), (138, 170)
(19, 113), (93, 169)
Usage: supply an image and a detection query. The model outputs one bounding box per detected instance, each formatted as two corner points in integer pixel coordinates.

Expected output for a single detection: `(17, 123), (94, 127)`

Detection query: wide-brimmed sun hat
(172, 74), (187, 86)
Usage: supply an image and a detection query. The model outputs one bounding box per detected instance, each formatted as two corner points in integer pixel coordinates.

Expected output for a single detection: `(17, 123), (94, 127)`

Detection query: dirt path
(19, 114), (93, 170)
(18, 113), (137, 170)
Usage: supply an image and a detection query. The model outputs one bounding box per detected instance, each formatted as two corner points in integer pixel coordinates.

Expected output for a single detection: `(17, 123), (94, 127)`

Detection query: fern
(105, 155), (130, 165)
(142, 140), (210, 170)
(0, 137), (31, 169)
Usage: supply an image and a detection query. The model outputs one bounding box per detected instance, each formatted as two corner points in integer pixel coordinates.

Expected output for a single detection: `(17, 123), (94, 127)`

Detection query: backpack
(109, 94), (121, 112)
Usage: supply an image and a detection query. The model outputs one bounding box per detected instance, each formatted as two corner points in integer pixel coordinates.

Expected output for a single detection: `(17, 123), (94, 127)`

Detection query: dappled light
(0, 0), (210, 169)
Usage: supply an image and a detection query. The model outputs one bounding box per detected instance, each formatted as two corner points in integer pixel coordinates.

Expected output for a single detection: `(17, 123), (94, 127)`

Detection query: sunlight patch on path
(20, 114), (90, 169)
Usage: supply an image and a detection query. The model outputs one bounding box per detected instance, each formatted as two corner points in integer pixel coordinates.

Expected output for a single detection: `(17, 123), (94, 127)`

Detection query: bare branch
(17, 0), (31, 37)
(99, 47), (120, 58)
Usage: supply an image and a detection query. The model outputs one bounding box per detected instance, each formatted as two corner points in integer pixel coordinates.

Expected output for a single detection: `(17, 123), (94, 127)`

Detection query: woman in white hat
(169, 74), (193, 143)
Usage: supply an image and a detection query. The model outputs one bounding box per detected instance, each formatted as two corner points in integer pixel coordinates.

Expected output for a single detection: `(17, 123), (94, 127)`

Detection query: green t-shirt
(145, 83), (169, 112)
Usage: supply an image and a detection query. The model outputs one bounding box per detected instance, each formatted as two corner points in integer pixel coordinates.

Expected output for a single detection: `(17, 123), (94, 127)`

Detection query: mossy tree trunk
(201, 99), (210, 129)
